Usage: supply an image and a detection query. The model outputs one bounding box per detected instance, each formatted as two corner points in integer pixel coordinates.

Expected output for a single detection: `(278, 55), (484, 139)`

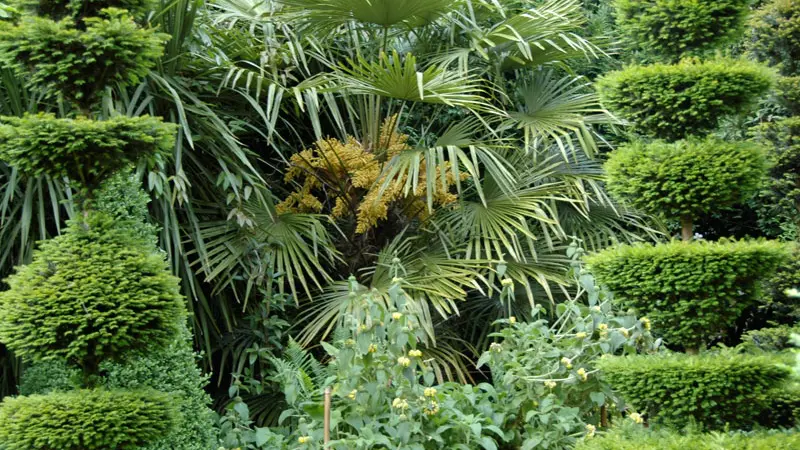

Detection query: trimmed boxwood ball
(596, 353), (791, 430)
(0, 9), (168, 107)
(748, 0), (800, 76)
(614, 0), (750, 61)
(0, 113), (176, 193)
(597, 58), (773, 140)
(0, 212), (185, 373)
(0, 389), (178, 449)
(585, 240), (790, 350)
(605, 137), (769, 221)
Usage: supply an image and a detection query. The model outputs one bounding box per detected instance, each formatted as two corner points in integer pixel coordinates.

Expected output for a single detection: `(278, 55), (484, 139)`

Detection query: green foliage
(586, 240), (791, 350)
(13, 0), (156, 21)
(613, 0), (750, 61)
(0, 9), (168, 107)
(776, 76), (800, 114)
(597, 58), (774, 140)
(19, 327), (217, 450)
(597, 352), (791, 429)
(749, 0), (800, 76)
(219, 268), (657, 449)
(576, 423), (800, 450)
(0, 212), (185, 374)
(759, 383), (800, 428)
(741, 324), (800, 352)
(0, 113), (175, 194)
(605, 137), (769, 222)
(0, 388), (178, 449)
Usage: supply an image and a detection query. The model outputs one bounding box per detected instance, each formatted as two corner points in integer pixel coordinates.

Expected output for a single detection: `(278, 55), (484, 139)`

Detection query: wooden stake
(323, 387), (331, 445)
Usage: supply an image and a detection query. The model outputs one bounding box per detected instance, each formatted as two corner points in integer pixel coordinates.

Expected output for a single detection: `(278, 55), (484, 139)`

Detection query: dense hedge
(20, 325), (217, 450)
(741, 325), (800, 353)
(759, 384), (800, 429)
(15, 0), (157, 21)
(0, 113), (175, 194)
(0, 9), (168, 106)
(605, 137), (768, 221)
(0, 389), (177, 449)
(576, 425), (800, 449)
(585, 240), (790, 350)
(597, 59), (773, 140)
(614, 0), (750, 61)
(749, 0), (800, 76)
(597, 353), (791, 430)
(0, 212), (185, 372)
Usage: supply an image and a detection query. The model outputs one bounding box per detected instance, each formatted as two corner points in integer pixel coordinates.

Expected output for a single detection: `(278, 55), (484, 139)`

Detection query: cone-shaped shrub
(614, 0), (750, 61)
(586, 240), (790, 350)
(0, 212), (185, 374)
(597, 353), (791, 429)
(0, 389), (178, 449)
(605, 137), (769, 222)
(597, 59), (773, 140)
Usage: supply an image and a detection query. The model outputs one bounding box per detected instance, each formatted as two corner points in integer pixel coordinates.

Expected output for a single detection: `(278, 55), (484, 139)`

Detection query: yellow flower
(619, 328), (629, 338)
(592, 306), (601, 312)
(392, 397), (409, 410)
(424, 387), (438, 398)
(544, 380), (557, 389)
(423, 401), (440, 416)
(392, 312), (403, 320)
(561, 357), (573, 369)
(348, 389), (357, 400)
(359, 324), (368, 332)
(576, 332), (587, 339)
(298, 436), (311, 444)
(408, 349), (423, 358)
(585, 424), (596, 437)
(577, 367), (588, 382)
(509, 316), (517, 324)
(629, 412), (644, 424)
(490, 342), (503, 353)
(397, 356), (411, 367)
(597, 323), (608, 331)
(640, 317), (651, 330)
(368, 343), (378, 353)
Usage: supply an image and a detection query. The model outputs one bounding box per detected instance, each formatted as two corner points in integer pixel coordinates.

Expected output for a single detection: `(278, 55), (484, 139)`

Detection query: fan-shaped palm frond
(506, 70), (616, 158)
(192, 189), (339, 305)
(279, 0), (460, 30)
(465, 0), (605, 70)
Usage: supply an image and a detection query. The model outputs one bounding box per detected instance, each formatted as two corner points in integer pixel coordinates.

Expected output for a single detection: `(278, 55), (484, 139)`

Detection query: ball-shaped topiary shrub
(605, 137), (769, 222)
(0, 9), (168, 107)
(0, 212), (186, 375)
(597, 58), (774, 140)
(0, 113), (176, 194)
(748, 0), (800, 76)
(596, 353), (791, 430)
(614, 0), (750, 61)
(585, 240), (791, 350)
(0, 389), (178, 449)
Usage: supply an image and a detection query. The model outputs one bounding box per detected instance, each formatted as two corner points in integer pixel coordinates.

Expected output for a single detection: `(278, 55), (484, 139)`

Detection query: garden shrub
(749, 0), (800, 76)
(585, 240), (790, 350)
(0, 9), (168, 106)
(0, 113), (175, 194)
(759, 383), (800, 428)
(613, 0), (750, 61)
(0, 212), (185, 373)
(0, 389), (178, 449)
(605, 137), (769, 221)
(11, 0), (156, 21)
(597, 58), (774, 140)
(596, 353), (791, 430)
(776, 76), (800, 115)
(576, 423), (800, 450)
(741, 324), (800, 352)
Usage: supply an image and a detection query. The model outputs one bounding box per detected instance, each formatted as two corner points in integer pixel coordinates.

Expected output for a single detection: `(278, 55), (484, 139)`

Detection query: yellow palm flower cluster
(278, 116), (466, 234)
